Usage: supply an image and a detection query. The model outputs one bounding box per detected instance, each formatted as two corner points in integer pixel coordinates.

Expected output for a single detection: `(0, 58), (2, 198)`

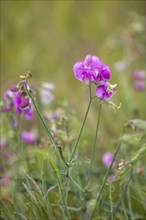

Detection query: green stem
(51, 163), (71, 220)
(86, 103), (102, 187)
(69, 85), (92, 164)
(67, 174), (84, 193)
(27, 89), (69, 167)
(90, 141), (122, 219)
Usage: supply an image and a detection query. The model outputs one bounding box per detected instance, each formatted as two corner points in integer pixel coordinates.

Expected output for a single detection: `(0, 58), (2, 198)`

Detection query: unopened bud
(10, 86), (19, 92)
(26, 71), (32, 79)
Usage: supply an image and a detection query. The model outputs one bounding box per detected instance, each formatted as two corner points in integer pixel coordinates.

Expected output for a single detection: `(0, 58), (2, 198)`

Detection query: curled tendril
(107, 101), (121, 112)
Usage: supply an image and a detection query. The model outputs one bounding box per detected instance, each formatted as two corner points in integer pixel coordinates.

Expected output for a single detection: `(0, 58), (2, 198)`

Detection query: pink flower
(96, 83), (113, 100)
(132, 70), (146, 91)
(133, 81), (145, 91)
(73, 54), (110, 84)
(73, 54), (115, 101)
(13, 92), (34, 119)
(133, 70), (145, 80)
(21, 131), (37, 144)
(102, 152), (113, 167)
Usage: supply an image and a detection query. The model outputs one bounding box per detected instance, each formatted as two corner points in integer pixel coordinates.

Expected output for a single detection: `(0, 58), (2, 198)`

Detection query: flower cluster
(73, 54), (116, 100)
(2, 80), (33, 120)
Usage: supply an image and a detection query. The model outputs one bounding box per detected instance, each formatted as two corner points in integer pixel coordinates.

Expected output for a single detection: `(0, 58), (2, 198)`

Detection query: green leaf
(125, 119), (146, 130)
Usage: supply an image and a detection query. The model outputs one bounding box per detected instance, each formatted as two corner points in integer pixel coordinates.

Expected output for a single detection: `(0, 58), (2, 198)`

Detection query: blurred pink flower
(21, 131), (37, 144)
(132, 70), (146, 91)
(108, 174), (115, 182)
(102, 152), (113, 167)
(0, 175), (10, 186)
(133, 70), (145, 80)
(133, 81), (145, 91)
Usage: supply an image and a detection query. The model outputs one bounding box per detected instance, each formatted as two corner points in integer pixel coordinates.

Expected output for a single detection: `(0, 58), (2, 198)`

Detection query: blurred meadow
(1, 1), (146, 219)
(1, 0), (145, 143)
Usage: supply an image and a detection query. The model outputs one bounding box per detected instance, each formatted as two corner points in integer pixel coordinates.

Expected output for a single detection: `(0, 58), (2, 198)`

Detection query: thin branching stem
(86, 102), (102, 187)
(51, 163), (71, 220)
(27, 88), (69, 167)
(69, 84), (92, 164)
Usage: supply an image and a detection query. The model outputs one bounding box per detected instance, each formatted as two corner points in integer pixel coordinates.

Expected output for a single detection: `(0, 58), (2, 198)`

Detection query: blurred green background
(1, 0), (145, 146)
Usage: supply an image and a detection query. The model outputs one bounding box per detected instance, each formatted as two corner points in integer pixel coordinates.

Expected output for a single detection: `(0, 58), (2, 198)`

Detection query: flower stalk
(86, 102), (102, 187)
(27, 87), (69, 167)
(69, 85), (92, 164)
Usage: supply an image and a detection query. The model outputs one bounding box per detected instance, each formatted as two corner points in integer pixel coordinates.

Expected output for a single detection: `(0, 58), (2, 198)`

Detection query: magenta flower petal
(101, 64), (111, 81)
(84, 54), (102, 70)
(10, 86), (19, 92)
(73, 61), (84, 81)
(20, 97), (31, 112)
(13, 92), (22, 114)
(84, 54), (92, 66)
(96, 84), (113, 100)
(24, 109), (34, 120)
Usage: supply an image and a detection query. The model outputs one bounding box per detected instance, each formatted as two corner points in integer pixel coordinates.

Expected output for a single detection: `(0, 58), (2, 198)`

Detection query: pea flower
(5, 80), (34, 119)
(73, 54), (110, 85)
(96, 83), (113, 100)
(73, 54), (116, 101)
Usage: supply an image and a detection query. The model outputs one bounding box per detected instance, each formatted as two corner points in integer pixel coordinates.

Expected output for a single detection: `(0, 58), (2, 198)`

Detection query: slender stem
(69, 85), (92, 163)
(86, 103), (102, 187)
(90, 141), (122, 219)
(67, 174), (84, 193)
(27, 89), (69, 167)
(51, 163), (71, 220)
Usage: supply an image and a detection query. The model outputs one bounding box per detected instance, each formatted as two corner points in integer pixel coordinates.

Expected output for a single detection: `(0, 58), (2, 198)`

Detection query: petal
(96, 84), (113, 100)
(3, 90), (13, 105)
(73, 61), (85, 81)
(101, 64), (111, 81)
(90, 55), (102, 70)
(20, 97), (31, 112)
(96, 85), (106, 99)
(25, 109), (34, 120)
(84, 54), (92, 66)
(10, 86), (19, 92)
(73, 61), (83, 73)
